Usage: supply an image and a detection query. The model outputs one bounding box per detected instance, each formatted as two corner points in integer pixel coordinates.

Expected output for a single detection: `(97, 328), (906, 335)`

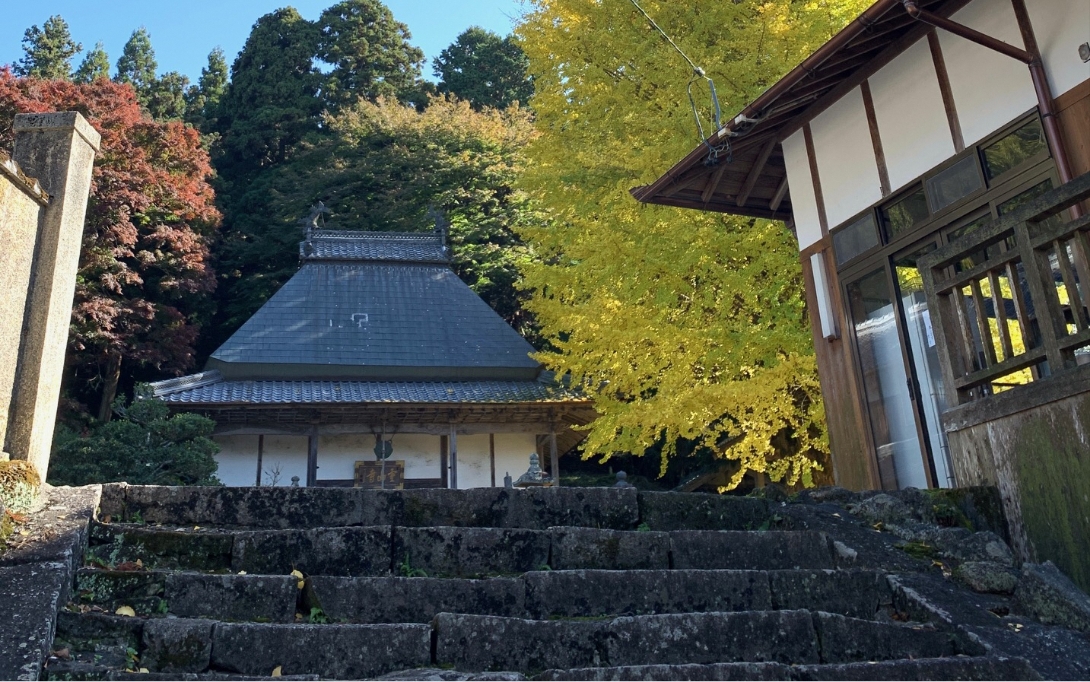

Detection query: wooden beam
(701, 163), (728, 204)
(770, 175), (790, 213)
(440, 435), (449, 488)
(860, 79), (891, 196)
(489, 433), (496, 487)
(737, 138), (778, 207)
(306, 432), (318, 487)
(803, 123), (829, 235)
(549, 428), (560, 487)
(927, 28), (964, 152)
(255, 434), (264, 486)
(212, 422), (561, 437)
(449, 423), (459, 489)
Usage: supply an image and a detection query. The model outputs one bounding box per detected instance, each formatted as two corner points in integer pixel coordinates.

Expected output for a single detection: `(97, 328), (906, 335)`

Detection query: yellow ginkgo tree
(514, 0), (870, 489)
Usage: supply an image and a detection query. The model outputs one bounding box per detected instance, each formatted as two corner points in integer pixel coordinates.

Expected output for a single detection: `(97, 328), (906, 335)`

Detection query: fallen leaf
(193, 526), (201, 530)
(138, 668), (149, 673)
(9, 512), (28, 523)
(115, 606), (136, 617)
(290, 569), (304, 580)
(52, 648), (70, 660)
(297, 580), (305, 589)
(114, 562), (143, 572)
(136, 559), (144, 568)
(237, 570), (247, 575)
(101, 515), (112, 523)
(271, 665), (282, 677)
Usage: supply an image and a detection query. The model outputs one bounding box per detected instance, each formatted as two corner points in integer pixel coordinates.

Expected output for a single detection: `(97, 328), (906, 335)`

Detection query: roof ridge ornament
(300, 201), (330, 235)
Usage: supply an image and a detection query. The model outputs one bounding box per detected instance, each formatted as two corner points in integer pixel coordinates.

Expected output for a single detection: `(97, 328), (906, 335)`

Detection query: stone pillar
(4, 112), (100, 482)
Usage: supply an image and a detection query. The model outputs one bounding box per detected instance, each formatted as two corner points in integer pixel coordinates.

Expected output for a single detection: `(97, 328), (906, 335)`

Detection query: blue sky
(2, 1), (526, 83)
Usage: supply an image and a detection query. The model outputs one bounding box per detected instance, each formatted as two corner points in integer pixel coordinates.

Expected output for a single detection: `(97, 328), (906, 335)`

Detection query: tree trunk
(97, 354), (122, 423)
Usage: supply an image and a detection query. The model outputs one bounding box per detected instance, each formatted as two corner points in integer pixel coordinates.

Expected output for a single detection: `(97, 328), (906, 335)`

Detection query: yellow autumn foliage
(515, 0), (870, 488)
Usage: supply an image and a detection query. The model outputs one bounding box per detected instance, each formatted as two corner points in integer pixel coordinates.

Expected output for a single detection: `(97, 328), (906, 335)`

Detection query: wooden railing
(920, 172), (1090, 407)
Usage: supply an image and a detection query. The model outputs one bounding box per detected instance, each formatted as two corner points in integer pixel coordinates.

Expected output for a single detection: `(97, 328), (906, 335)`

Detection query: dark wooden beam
(770, 175), (790, 213)
(702, 163), (728, 204)
(860, 79), (891, 195)
(737, 138), (778, 207)
(803, 123), (829, 235)
(928, 28), (964, 152)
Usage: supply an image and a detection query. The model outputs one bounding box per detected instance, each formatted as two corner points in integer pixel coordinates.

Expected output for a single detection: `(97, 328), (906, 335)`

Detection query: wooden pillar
(306, 432), (318, 487)
(549, 427), (559, 487)
(449, 423), (458, 489)
(440, 435), (449, 488)
(255, 434), (264, 486)
(489, 433), (496, 487)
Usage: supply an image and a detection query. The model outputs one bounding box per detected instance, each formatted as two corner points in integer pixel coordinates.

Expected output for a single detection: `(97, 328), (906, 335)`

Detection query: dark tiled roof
(299, 229), (449, 264)
(209, 260), (540, 381)
(151, 371), (581, 405)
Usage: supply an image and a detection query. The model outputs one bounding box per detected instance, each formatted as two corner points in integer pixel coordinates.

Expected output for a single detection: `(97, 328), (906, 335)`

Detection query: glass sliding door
(892, 244), (954, 487)
(846, 269), (930, 490)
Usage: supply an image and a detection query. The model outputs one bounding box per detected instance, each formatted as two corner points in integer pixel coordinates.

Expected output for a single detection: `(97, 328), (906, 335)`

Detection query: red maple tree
(0, 69), (220, 421)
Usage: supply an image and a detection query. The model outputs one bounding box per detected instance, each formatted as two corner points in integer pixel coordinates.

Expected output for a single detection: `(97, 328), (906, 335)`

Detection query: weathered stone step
(433, 610), (981, 672)
(88, 523), (834, 577)
(531, 656), (1041, 681)
(74, 568), (298, 622)
(308, 569), (892, 623)
(43, 661), (319, 680)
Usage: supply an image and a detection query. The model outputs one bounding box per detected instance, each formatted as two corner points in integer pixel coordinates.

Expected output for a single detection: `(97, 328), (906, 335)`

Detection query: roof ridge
(300, 229), (450, 264)
(148, 370), (224, 397)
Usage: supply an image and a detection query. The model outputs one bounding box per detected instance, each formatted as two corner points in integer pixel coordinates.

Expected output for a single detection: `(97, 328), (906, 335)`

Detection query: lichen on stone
(0, 459), (41, 514)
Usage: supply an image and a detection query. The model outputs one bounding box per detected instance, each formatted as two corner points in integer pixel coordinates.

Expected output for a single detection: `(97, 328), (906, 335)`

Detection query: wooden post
(549, 428), (559, 487)
(440, 435), (449, 488)
(449, 424), (459, 489)
(306, 432), (318, 487)
(255, 434), (264, 486)
(489, 433), (496, 487)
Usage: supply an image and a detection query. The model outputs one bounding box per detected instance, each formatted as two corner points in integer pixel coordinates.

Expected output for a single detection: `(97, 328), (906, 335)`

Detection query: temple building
(150, 228), (594, 488)
(637, 0), (1090, 583)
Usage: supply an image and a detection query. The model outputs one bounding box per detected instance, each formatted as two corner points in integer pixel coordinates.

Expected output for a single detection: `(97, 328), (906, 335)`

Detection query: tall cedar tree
(434, 28), (533, 111)
(213, 96), (541, 342)
(73, 43), (110, 83)
(515, 0), (870, 488)
(184, 48), (229, 129)
(14, 16), (82, 80)
(316, 0), (425, 109)
(0, 70), (220, 422)
(114, 28), (157, 106)
(146, 71), (190, 121)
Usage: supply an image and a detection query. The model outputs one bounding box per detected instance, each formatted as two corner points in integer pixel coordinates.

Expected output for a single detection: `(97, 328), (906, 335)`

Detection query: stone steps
(45, 485), (1063, 680)
(98, 484), (772, 532)
(532, 656), (1042, 681)
(87, 522), (837, 577)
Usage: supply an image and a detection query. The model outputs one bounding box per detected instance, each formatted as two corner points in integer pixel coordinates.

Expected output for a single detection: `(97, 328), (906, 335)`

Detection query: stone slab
(504, 488), (639, 530)
(769, 569), (891, 619)
(434, 613), (605, 672)
(523, 570), (771, 619)
(74, 568), (167, 615)
(637, 492), (770, 531)
(670, 531), (834, 570)
(211, 622), (431, 679)
(393, 527), (549, 577)
(87, 524), (234, 571)
(811, 612), (970, 664)
(964, 622), (1090, 680)
(604, 610), (820, 666)
(54, 610), (144, 650)
(533, 662), (792, 680)
(0, 562), (69, 680)
(141, 617), (213, 673)
(310, 576), (524, 623)
(1015, 561), (1090, 633)
(0, 485), (100, 572)
(231, 527), (391, 576)
(789, 656), (1042, 681)
(548, 528), (670, 570)
(166, 572), (298, 622)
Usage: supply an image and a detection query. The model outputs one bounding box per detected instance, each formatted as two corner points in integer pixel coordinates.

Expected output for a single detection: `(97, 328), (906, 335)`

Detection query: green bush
(49, 389), (220, 486)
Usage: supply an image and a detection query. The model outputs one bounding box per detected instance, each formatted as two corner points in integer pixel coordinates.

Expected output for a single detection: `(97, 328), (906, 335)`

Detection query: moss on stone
(0, 459), (41, 513)
(1013, 397), (1090, 592)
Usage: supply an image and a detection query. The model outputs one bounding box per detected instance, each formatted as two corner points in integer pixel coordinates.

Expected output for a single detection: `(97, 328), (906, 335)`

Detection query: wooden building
(150, 229), (594, 489)
(637, 0), (1090, 582)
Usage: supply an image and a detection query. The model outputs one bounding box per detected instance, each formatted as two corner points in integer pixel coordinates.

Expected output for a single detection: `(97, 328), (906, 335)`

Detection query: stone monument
(0, 112), (100, 483)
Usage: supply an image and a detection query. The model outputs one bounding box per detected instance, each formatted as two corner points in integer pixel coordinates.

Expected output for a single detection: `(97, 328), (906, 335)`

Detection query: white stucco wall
(869, 39), (956, 192)
(781, 130), (823, 249)
(1026, 0), (1090, 96)
(212, 430), (540, 488)
(810, 87), (884, 228)
(938, 0), (1038, 146)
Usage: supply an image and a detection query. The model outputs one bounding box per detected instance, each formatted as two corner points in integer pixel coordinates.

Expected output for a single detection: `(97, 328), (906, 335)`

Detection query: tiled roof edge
(148, 370), (224, 397)
(0, 150), (49, 205)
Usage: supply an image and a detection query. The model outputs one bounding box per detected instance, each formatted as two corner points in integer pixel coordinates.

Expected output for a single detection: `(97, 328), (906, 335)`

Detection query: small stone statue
(514, 453), (553, 488)
(504, 472), (513, 489)
(613, 471), (635, 488)
(290, 476), (301, 487)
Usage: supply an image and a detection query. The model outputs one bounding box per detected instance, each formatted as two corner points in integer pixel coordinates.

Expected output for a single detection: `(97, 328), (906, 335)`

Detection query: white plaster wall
(493, 433), (538, 485)
(781, 130), (823, 249)
(1027, 0), (1090, 96)
(316, 433), (441, 482)
(939, 0), (1037, 146)
(810, 87), (883, 228)
(454, 434), (492, 488)
(869, 40), (957, 192)
(213, 435), (260, 487)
